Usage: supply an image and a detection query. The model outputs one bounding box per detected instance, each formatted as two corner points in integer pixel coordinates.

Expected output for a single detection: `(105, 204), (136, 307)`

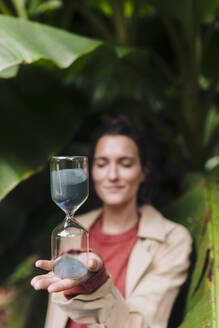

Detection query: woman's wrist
(64, 266), (109, 299)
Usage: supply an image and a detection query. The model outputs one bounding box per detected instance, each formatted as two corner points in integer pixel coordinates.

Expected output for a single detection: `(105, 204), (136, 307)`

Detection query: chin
(102, 197), (129, 207)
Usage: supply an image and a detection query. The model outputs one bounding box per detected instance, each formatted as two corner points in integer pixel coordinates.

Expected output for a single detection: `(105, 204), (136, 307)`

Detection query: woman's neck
(101, 200), (139, 234)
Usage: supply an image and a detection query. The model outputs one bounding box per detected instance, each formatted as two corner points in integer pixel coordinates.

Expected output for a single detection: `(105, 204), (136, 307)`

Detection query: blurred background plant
(0, 0), (218, 327)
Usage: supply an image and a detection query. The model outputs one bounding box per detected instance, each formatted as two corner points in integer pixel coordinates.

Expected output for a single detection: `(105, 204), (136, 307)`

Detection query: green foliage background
(0, 1), (218, 327)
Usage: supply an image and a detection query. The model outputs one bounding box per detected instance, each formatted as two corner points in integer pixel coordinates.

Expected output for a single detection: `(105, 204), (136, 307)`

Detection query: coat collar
(76, 205), (174, 242)
(137, 205), (174, 241)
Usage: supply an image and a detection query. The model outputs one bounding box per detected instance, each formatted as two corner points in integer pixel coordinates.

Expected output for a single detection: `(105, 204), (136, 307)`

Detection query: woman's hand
(30, 253), (103, 293)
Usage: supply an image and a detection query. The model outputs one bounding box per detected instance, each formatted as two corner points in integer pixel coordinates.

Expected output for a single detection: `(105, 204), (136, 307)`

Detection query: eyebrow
(94, 156), (136, 161)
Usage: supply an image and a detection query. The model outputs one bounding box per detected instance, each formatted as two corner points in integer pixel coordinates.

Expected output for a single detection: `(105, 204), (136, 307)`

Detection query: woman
(31, 116), (192, 328)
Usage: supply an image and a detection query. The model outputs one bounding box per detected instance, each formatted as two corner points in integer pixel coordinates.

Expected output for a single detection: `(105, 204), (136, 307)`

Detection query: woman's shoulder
(139, 204), (192, 244)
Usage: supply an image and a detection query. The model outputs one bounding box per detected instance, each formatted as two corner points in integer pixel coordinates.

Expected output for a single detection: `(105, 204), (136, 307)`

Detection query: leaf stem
(108, 0), (129, 45)
(11, 0), (28, 19)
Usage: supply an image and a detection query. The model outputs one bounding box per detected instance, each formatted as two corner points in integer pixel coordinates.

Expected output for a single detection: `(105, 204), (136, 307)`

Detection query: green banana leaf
(0, 14), (100, 201)
(164, 168), (219, 327)
(0, 75), (88, 202)
(0, 15), (134, 202)
(0, 15), (102, 78)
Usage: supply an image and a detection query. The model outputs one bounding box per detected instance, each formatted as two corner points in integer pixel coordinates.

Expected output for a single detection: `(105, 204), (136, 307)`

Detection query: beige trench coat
(44, 205), (192, 328)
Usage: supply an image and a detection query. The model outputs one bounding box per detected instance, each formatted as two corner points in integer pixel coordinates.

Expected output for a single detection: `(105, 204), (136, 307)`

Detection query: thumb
(87, 253), (103, 272)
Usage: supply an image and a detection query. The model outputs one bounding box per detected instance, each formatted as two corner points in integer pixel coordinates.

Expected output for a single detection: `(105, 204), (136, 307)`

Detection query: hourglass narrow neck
(64, 215), (88, 233)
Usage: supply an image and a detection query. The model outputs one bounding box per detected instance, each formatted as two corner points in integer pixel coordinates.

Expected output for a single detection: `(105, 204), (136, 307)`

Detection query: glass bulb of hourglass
(50, 156), (89, 279)
(51, 168), (88, 216)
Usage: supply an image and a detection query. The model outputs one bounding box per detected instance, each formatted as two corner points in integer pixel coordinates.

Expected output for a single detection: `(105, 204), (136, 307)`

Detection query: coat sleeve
(52, 225), (192, 328)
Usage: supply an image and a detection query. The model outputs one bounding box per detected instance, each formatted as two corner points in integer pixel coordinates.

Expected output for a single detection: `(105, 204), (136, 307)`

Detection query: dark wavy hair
(89, 115), (152, 205)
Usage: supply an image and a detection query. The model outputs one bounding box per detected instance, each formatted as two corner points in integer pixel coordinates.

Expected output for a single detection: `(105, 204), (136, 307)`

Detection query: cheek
(122, 169), (144, 184)
(91, 167), (104, 184)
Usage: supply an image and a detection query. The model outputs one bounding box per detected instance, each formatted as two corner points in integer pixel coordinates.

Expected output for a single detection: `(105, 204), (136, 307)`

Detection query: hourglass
(50, 156), (89, 279)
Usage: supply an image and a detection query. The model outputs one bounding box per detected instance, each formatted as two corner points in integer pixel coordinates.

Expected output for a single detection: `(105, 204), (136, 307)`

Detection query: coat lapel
(126, 205), (174, 296)
(126, 238), (153, 296)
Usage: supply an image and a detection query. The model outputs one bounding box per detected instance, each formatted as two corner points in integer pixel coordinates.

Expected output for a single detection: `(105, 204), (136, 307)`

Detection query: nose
(108, 163), (119, 181)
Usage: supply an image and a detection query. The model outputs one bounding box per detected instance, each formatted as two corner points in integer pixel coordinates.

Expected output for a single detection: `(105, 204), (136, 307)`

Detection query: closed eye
(93, 158), (108, 167)
(120, 158), (135, 167)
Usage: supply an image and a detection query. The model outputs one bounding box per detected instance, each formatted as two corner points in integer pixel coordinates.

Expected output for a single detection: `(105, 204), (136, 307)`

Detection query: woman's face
(92, 135), (145, 207)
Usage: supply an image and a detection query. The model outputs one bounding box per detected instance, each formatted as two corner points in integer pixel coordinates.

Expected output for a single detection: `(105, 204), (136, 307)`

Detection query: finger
(73, 252), (103, 272)
(48, 278), (78, 293)
(88, 258), (101, 272)
(35, 260), (54, 271)
(32, 275), (60, 290)
(31, 272), (53, 285)
(31, 272), (59, 290)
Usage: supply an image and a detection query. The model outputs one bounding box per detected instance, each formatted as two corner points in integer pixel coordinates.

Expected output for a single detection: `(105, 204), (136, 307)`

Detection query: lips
(104, 185), (124, 191)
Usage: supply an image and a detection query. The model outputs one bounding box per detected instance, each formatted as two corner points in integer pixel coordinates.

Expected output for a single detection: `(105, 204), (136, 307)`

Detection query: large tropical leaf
(165, 168), (219, 327)
(0, 14), (102, 78)
(0, 14), (102, 199)
(0, 18), (87, 200)
(0, 68), (89, 201)
(0, 15), (136, 201)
